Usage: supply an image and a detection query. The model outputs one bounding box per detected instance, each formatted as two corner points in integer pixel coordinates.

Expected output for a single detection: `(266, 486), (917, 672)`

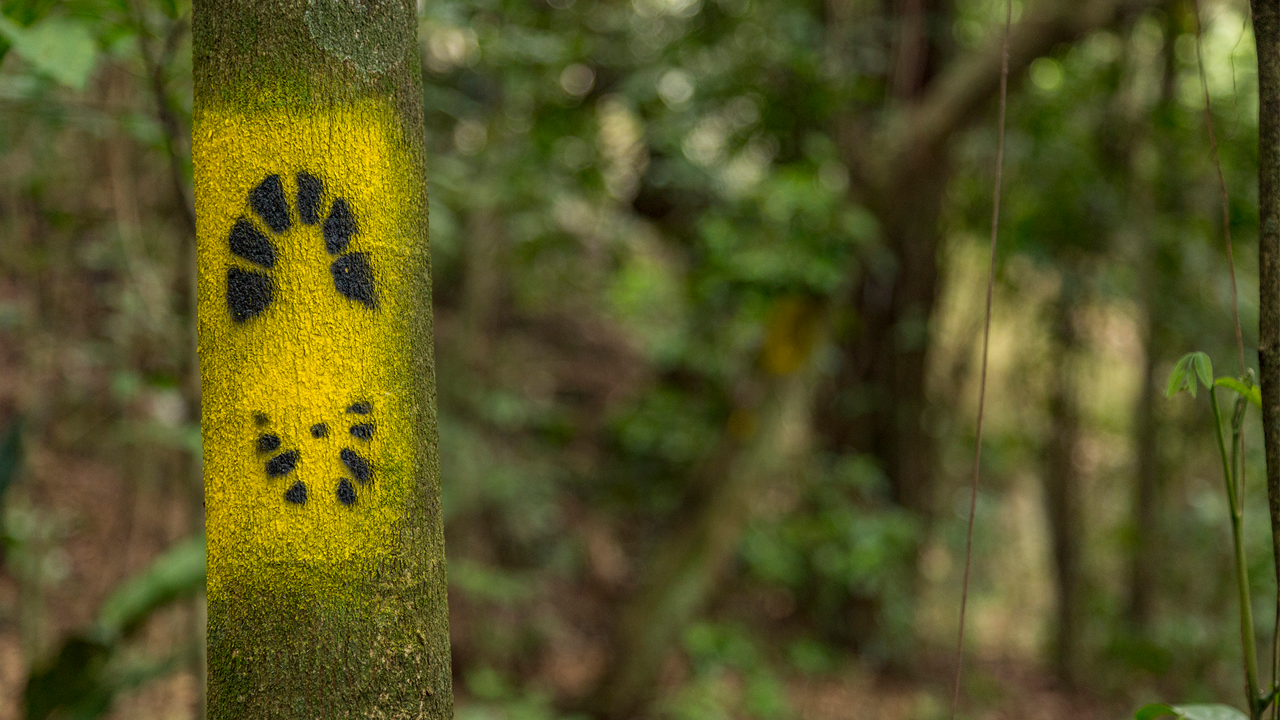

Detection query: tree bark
(1253, 0), (1280, 630)
(193, 1), (452, 717)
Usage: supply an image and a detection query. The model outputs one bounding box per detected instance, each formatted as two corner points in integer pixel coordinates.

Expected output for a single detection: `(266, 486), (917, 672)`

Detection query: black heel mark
(227, 267), (274, 323)
(285, 480), (307, 504)
(250, 175), (291, 233)
(297, 172), (323, 226)
(337, 479), (356, 506)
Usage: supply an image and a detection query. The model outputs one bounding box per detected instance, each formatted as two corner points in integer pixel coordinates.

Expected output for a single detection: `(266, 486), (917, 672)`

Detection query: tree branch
(849, 0), (1163, 196)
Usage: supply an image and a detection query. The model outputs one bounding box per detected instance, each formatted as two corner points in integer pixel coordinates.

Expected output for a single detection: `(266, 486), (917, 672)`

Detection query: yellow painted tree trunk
(192, 1), (452, 717)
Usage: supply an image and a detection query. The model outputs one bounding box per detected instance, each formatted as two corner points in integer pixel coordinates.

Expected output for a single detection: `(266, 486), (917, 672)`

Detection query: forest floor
(0, 443), (1129, 720)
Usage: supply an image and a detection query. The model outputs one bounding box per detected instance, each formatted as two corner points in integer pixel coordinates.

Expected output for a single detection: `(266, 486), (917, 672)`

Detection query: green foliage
(93, 532), (205, 643)
(1214, 376), (1262, 409)
(454, 666), (580, 720)
(23, 534), (205, 720)
(666, 623), (790, 720)
(0, 14), (97, 89)
(1135, 704), (1250, 720)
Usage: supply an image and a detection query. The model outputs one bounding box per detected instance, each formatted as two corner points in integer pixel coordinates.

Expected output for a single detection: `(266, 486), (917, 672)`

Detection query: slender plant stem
(948, 0), (1011, 716)
(1214, 387), (1261, 715)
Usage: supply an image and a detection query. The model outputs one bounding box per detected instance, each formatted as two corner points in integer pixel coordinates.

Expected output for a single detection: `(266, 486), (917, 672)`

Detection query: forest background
(0, 0), (1267, 718)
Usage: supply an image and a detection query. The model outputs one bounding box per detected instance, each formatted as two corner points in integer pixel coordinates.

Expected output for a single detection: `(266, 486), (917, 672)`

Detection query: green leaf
(1215, 376), (1262, 409)
(0, 14), (97, 90)
(1191, 352), (1214, 390)
(94, 533), (205, 643)
(1134, 703), (1250, 720)
(1167, 352), (1215, 399)
(1168, 354), (1197, 398)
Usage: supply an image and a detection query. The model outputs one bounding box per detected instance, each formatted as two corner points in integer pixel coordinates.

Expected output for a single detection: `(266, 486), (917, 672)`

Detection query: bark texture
(1254, 0), (1280, 615)
(194, 1), (452, 718)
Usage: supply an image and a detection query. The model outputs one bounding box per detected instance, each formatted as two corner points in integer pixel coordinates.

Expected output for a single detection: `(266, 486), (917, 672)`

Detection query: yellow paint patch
(195, 102), (423, 591)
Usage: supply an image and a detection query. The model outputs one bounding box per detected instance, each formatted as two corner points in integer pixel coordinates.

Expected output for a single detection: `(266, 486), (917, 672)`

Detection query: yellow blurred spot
(761, 297), (819, 376)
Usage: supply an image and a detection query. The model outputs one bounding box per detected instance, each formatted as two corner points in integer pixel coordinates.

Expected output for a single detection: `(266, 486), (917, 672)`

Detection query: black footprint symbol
(249, 403), (377, 509)
(334, 400), (376, 507)
(226, 172), (378, 323)
(255, 423), (307, 505)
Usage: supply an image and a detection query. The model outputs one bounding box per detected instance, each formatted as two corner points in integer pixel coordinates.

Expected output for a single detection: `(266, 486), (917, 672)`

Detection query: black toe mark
(266, 450), (299, 477)
(332, 252), (376, 307)
(284, 480), (307, 504)
(250, 175), (291, 233)
(227, 267), (274, 323)
(311, 423), (329, 439)
(347, 401), (371, 415)
(349, 423), (374, 441)
(297, 172), (324, 225)
(257, 433), (281, 453)
(229, 219), (275, 268)
(340, 448), (371, 484)
(337, 479), (356, 506)
(254, 413), (269, 426)
(323, 198), (357, 255)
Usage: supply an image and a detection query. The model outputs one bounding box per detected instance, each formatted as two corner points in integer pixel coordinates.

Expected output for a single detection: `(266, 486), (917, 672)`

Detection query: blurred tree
(417, 0), (1178, 715)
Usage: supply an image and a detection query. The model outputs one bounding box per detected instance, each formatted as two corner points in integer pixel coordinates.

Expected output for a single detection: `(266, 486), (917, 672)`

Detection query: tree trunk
(847, 159), (949, 520)
(1044, 276), (1082, 685)
(1128, 275), (1160, 630)
(1127, 16), (1177, 634)
(193, 1), (452, 717)
(587, 300), (823, 720)
(1252, 0), (1280, 626)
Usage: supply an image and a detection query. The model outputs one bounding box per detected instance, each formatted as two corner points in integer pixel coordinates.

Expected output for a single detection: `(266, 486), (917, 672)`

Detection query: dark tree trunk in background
(817, 0), (952, 651)
(823, 0), (1163, 588)
(1252, 0), (1280, 623)
(462, 208), (504, 366)
(1128, 17), (1177, 634)
(1045, 277), (1083, 684)
(589, 0), (1170, 713)
(829, 156), (949, 518)
(1129, 275), (1161, 630)
(587, 302), (823, 720)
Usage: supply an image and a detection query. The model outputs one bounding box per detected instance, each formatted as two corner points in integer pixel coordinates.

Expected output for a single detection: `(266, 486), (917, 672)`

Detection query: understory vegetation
(0, 0), (1273, 718)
